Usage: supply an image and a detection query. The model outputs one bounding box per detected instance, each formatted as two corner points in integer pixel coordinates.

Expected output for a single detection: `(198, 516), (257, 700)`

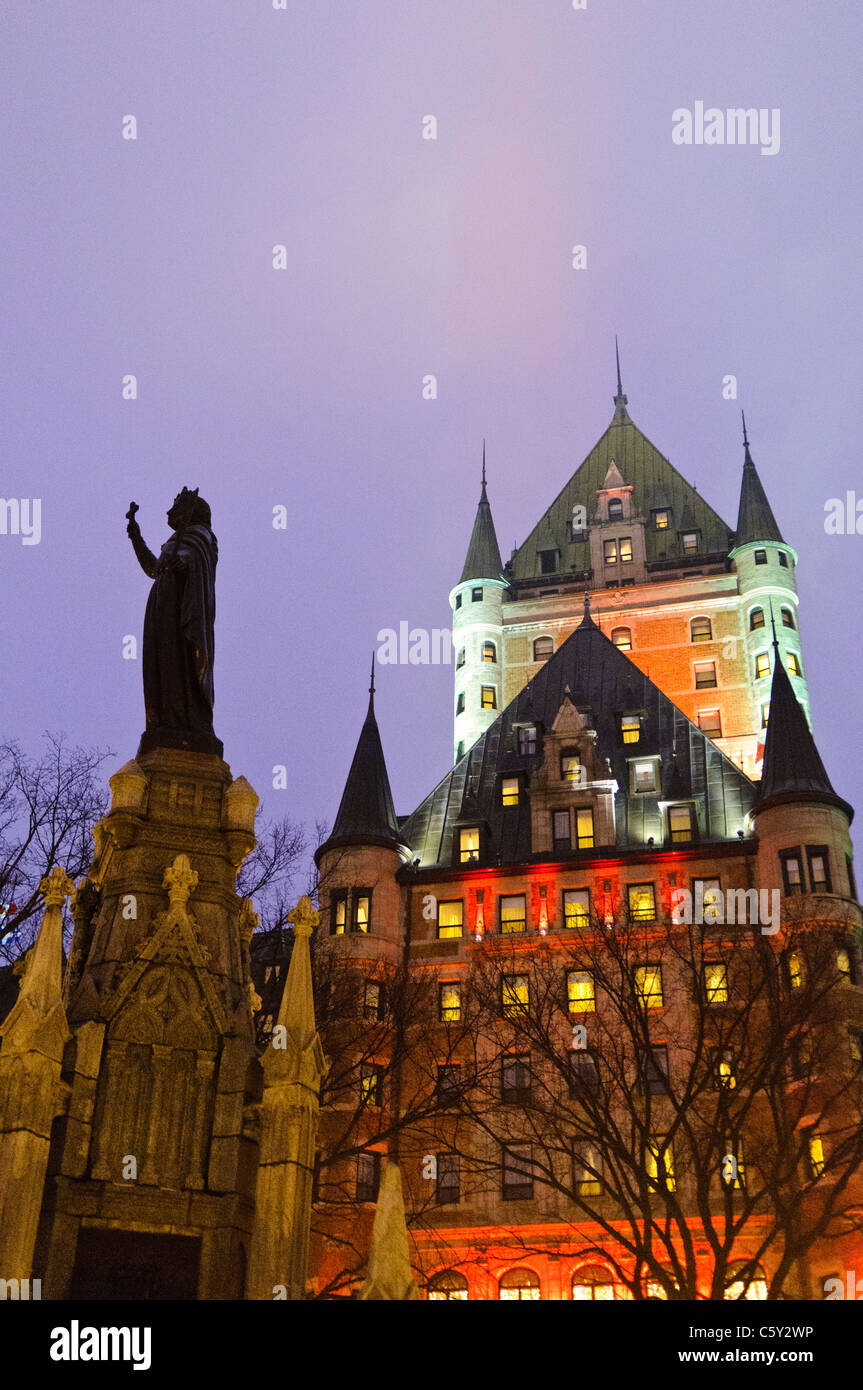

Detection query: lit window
(563, 889), (590, 929)
(682, 532), (698, 555)
(761, 702), (770, 728)
(634, 963), (663, 1007)
(501, 776), (519, 806)
(611, 627), (632, 650)
(781, 608), (795, 629)
(360, 1064), (382, 1107)
(704, 962), (728, 1004)
(357, 1151), (381, 1202)
(690, 617), (712, 643)
(552, 810), (571, 851)
(436, 1063), (461, 1106)
(472, 587), (483, 602)
(808, 1132), (825, 1179)
(619, 537), (633, 562)
(502, 974), (529, 1018)
(482, 640), (497, 663)
(749, 607), (765, 630)
(633, 759), (657, 792)
(647, 1137), (676, 1191)
(608, 498), (623, 521)
(807, 849), (830, 891)
(429, 1271), (467, 1301)
(717, 1050), (737, 1089)
(481, 685), (496, 710)
(695, 878), (722, 922)
(456, 692), (465, 715)
(436, 1153), (460, 1205)
(331, 892), (347, 936)
(668, 805), (694, 843)
(501, 1053), (531, 1103)
(604, 539), (618, 565)
(456, 647), (466, 668)
(533, 637), (553, 662)
(501, 1149), (534, 1203)
(778, 551), (789, 568)
(573, 1266), (616, 1301)
(439, 981), (461, 1022)
(754, 549), (767, 565)
(437, 900), (464, 939)
(363, 980), (383, 1021)
(500, 894), (526, 934)
(644, 1044), (669, 1095)
(721, 1139), (746, 1190)
(518, 725), (537, 755)
(459, 828), (480, 864)
(575, 808), (595, 848)
(724, 1265), (767, 1300)
(786, 652), (802, 677)
(621, 714), (640, 744)
(561, 752), (581, 782)
(567, 970), (595, 1013)
(629, 885), (657, 924)
(653, 509), (671, 530)
(694, 660), (716, 689)
(646, 1282), (670, 1300)
(698, 709), (722, 736)
(837, 947), (852, 982)
(785, 950), (804, 990)
(353, 892), (371, 934)
(574, 1147), (602, 1197)
(780, 850), (804, 895)
(499, 1267), (539, 1298)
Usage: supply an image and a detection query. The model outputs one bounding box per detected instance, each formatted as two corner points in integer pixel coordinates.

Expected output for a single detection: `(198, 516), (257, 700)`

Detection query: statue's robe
(142, 523), (217, 741)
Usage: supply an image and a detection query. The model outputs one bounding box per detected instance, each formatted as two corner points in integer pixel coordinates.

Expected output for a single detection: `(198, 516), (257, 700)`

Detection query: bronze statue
(126, 488), (222, 756)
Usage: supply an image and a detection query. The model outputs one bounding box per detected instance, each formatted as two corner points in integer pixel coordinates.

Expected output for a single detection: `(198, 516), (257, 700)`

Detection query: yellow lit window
(647, 1138), (675, 1192)
(429, 1273), (468, 1301)
(481, 685), (496, 709)
(501, 776), (519, 806)
(482, 641), (496, 663)
(722, 1141), (745, 1189)
(573, 1267), (617, 1300)
(563, 889), (590, 929)
(635, 964), (663, 1009)
(808, 1133), (825, 1178)
(333, 895), (347, 935)
(628, 884), (656, 923)
(704, 962), (728, 1004)
(575, 808), (595, 848)
(621, 714), (640, 743)
(500, 894), (526, 934)
(561, 754), (581, 783)
(612, 627), (632, 650)
(437, 900), (463, 939)
(717, 1051), (737, 1089)
(787, 652), (802, 677)
(567, 970), (595, 1013)
(725, 1275), (767, 1301)
(755, 653), (770, 679)
(669, 805), (694, 842)
(837, 947), (852, 982)
(653, 509), (670, 530)
(619, 537), (633, 562)
(459, 828), (479, 863)
(354, 894), (371, 934)
(502, 974), (529, 1018)
(604, 539), (618, 565)
(360, 1065), (381, 1106)
(787, 950), (804, 990)
(439, 981), (461, 1022)
(575, 1147), (601, 1197)
(646, 1282), (669, 1300)
(499, 1269), (540, 1300)
(750, 607), (765, 630)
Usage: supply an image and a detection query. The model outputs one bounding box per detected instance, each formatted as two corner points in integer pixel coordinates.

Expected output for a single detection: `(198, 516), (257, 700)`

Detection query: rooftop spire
(368, 651), (376, 713)
(612, 336), (631, 424)
(458, 446), (505, 584)
(733, 417), (784, 546)
(320, 667), (403, 854)
(757, 653), (852, 820)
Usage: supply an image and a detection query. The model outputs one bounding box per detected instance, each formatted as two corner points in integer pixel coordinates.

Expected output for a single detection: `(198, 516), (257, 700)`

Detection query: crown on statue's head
(172, 486), (200, 508)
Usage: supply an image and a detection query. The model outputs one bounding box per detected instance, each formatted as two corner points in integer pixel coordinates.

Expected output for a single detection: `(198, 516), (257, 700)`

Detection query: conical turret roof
(320, 665), (404, 855)
(459, 449), (504, 584)
(734, 419), (784, 546)
(757, 641), (851, 819)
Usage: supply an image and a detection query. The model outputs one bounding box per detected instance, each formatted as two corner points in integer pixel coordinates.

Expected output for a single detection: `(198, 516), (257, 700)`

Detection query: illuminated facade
(304, 380), (863, 1302)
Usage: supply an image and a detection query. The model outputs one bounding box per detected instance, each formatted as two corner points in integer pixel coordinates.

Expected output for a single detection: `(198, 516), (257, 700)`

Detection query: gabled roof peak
(600, 458), (628, 491)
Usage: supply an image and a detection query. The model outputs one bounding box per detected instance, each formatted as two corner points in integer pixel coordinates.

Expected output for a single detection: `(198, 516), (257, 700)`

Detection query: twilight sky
(2, 0), (862, 867)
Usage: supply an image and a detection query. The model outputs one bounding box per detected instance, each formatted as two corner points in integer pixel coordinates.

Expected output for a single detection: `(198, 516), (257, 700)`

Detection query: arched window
(611, 627), (632, 651)
(781, 607), (795, 629)
(690, 617), (712, 643)
(482, 640), (497, 663)
(533, 636), (554, 662)
(456, 647), (466, 668)
(499, 1268), (540, 1301)
(724, 1263), (767, 1301)
(429, 1270), (469, 1301)
(572, 1264), (617, 1301)
(749, 607), (765, 631)
(608, 498), (624, 521)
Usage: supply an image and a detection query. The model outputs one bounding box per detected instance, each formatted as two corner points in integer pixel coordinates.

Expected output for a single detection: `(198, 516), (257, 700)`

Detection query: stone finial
(39, 866), (76, 909)
(223, 776), (259, 833)
(287, 896), (319, 939)
(162, 853), (199, 907)
(238, 898), (259, 946)
(108, 760), (148, 813)
(358, 1163), (421, 1301)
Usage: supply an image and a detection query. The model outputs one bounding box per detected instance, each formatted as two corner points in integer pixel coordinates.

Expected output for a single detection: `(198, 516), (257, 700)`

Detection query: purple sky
(3, 0), (862, 867)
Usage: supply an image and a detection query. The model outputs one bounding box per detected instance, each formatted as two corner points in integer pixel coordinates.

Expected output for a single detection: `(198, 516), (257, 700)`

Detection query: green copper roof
(510, 404), (733, 580)
(734, 441), (784, 546)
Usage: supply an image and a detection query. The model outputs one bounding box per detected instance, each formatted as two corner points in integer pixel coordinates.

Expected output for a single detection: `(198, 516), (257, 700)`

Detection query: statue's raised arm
(128, 488), (221, 758)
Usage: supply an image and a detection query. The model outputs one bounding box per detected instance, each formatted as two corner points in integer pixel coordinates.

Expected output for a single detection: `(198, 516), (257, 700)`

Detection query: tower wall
(731, 540), (808, 746)
(451, 578), (506, 761)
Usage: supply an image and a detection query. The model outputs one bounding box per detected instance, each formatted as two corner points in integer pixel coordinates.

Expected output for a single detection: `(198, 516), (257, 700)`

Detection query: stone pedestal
(39, 747), (262, 1301)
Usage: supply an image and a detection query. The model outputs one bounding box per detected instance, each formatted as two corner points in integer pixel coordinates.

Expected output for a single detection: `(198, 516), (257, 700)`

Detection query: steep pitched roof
(320, 673), (404, 854)
(400, 605), (757, 867)
(459, 465), (505, 584)
(509, 401), (732, 580)
(757, 643), (851, 819)
(734, 437), (784, 546)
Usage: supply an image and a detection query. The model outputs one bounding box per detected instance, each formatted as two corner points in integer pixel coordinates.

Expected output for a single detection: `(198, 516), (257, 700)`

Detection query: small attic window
(608, 498), (624, 521)
(668, 805), (695, 844)
(459, 828), (480, 864)
(538, 549), (560, 575)
(652, 508), (671, 530)
(620, 714), (641, 745)
(611, 627), (632, 651)
(681, 531), (699, 555)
